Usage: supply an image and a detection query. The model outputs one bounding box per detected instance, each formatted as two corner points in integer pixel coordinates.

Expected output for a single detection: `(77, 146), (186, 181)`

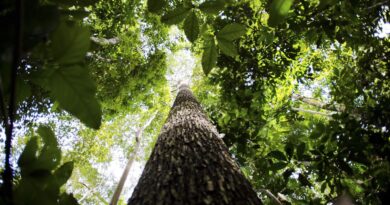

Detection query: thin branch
(90, 36), (120, 46)
(292, 94), (344, 112)
(259, 189), (283, 205)
(367, 1), (389, 9)
(291, 107), (335, 117)
(78, 182), (109, 204)
(110, 111), (158, 205)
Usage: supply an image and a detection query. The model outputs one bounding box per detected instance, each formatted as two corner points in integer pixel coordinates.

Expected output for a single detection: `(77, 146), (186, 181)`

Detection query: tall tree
(128, 84), (262, 205)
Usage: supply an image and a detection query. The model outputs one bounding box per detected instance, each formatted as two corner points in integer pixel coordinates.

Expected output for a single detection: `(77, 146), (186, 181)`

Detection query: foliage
(192, 1), (389, 204)
(1, 126), (77, 205)
(1, 0), (389, 204)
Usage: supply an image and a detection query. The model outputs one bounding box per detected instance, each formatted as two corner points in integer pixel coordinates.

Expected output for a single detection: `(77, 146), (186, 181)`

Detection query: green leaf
(268, 0), (294, 27)
(147, 0), (166, 13)
(49, 65), (102, 129)
(50, 21), (90, 65)
(51, 0), (97, 7)
(59, 193), (79, 205)
(201, 35), (218, 75)
(338, 160), (353, 175)
(15, 78), (31, 104)
(217, 38), (238, 57)
(216, 23), (246, 41)
(161, 6), (191, 25)
(37, 126), (57, 146)
(296, 143), (306, 160)
(298, 173), (312, 187)
(183, 11), (199, 43)
(268, 150), (287, 161)
(61, 9), (90, 20)
(199, 0), (225, 14)
(284, 142), (294, 159)
(270, 162), (288, 171)
(18, 137), (38, 169)
(36, 126), (61, 171)
(54, 162), (74, 187)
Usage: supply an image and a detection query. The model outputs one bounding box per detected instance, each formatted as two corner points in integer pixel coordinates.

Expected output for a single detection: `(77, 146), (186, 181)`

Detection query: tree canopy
(0, 0), (389, 204)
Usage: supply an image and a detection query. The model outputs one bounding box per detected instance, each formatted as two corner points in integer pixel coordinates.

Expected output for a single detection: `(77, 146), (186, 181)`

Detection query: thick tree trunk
(128, 85), (262, 205)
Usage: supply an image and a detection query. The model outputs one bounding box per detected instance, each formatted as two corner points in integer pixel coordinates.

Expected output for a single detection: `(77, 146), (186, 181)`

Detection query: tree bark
(128, 85), (262, 205)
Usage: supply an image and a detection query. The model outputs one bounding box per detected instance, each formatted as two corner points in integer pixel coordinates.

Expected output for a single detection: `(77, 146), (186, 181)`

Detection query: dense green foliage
(1, 0), (389, 204)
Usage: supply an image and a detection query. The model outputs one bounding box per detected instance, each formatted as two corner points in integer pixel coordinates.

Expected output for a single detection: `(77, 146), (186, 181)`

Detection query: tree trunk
(110, 111), (158, 205)
(128, 85), (262, 205)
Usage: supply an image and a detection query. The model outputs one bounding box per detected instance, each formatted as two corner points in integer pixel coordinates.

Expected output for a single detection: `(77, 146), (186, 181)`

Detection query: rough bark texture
(128, 85), (262, 205)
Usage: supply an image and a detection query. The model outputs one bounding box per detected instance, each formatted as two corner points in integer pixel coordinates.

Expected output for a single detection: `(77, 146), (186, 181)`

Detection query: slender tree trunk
(128, 85), (262, 205)
(110, 111), (158, 205)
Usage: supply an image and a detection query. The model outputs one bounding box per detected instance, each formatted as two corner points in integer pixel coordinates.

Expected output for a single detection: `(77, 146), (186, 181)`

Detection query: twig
(259, 189), (283, 205)
(291, 107), (335, 117)
(78, 182), (109, 204)
(367, 1), (389, 9)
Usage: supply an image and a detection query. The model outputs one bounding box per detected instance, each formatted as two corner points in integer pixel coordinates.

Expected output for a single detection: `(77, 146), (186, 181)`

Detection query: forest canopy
(0, 0), (389, 204)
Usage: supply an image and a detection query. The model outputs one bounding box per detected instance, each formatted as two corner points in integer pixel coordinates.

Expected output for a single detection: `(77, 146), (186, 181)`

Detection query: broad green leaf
(270, 162), (288, 171)
(199, 0), (225, 14)
(338, 160), (353, 175)
(38, 126), (57, 146)
(36, 126), (61, 171)
(285, 142), (294, 159)
(283, 169), (294, 180)
(268, 0), (294, 27)
(161, 6), (191, 25)
(59, 193), (79, 205)
(216, 23), (246, 41)
(61, 9), (90, 20)
(183, 11), (199, 43)
(147, 0), (166, 13)
(201, 35), (218, 75)
(54, 162), (74, 187)
(217, 38), (238, 57)
(18, 137), (38, 169)
(50, 21), (90, 65)
(298, 173), (312, 186)
(268, 150), (287, 161)
(49, 65), (102, 129)
(296, 143), (306, 160)
(15, 79), (31, 105)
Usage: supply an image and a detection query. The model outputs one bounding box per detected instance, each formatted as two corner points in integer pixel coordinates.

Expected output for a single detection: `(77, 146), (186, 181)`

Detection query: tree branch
(78, 182), (109, 204)
(291, 107), (335, 117)
(90, 36), (120, 46)
(110, 111), (158, 205)
(259, 189), (283, 205)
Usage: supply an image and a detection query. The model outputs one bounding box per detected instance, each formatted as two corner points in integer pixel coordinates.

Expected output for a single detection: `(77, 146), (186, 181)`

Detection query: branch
(291, 107), (335, 118)
(292, 94), (344, 112)
(259, 189), (283, 205)
(292, 94), (361, 120)
(110, 111), (158, 205)
(78, 182), (109, 204)
(90, 36), (120, 46)
(367, 1), (389, 9)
